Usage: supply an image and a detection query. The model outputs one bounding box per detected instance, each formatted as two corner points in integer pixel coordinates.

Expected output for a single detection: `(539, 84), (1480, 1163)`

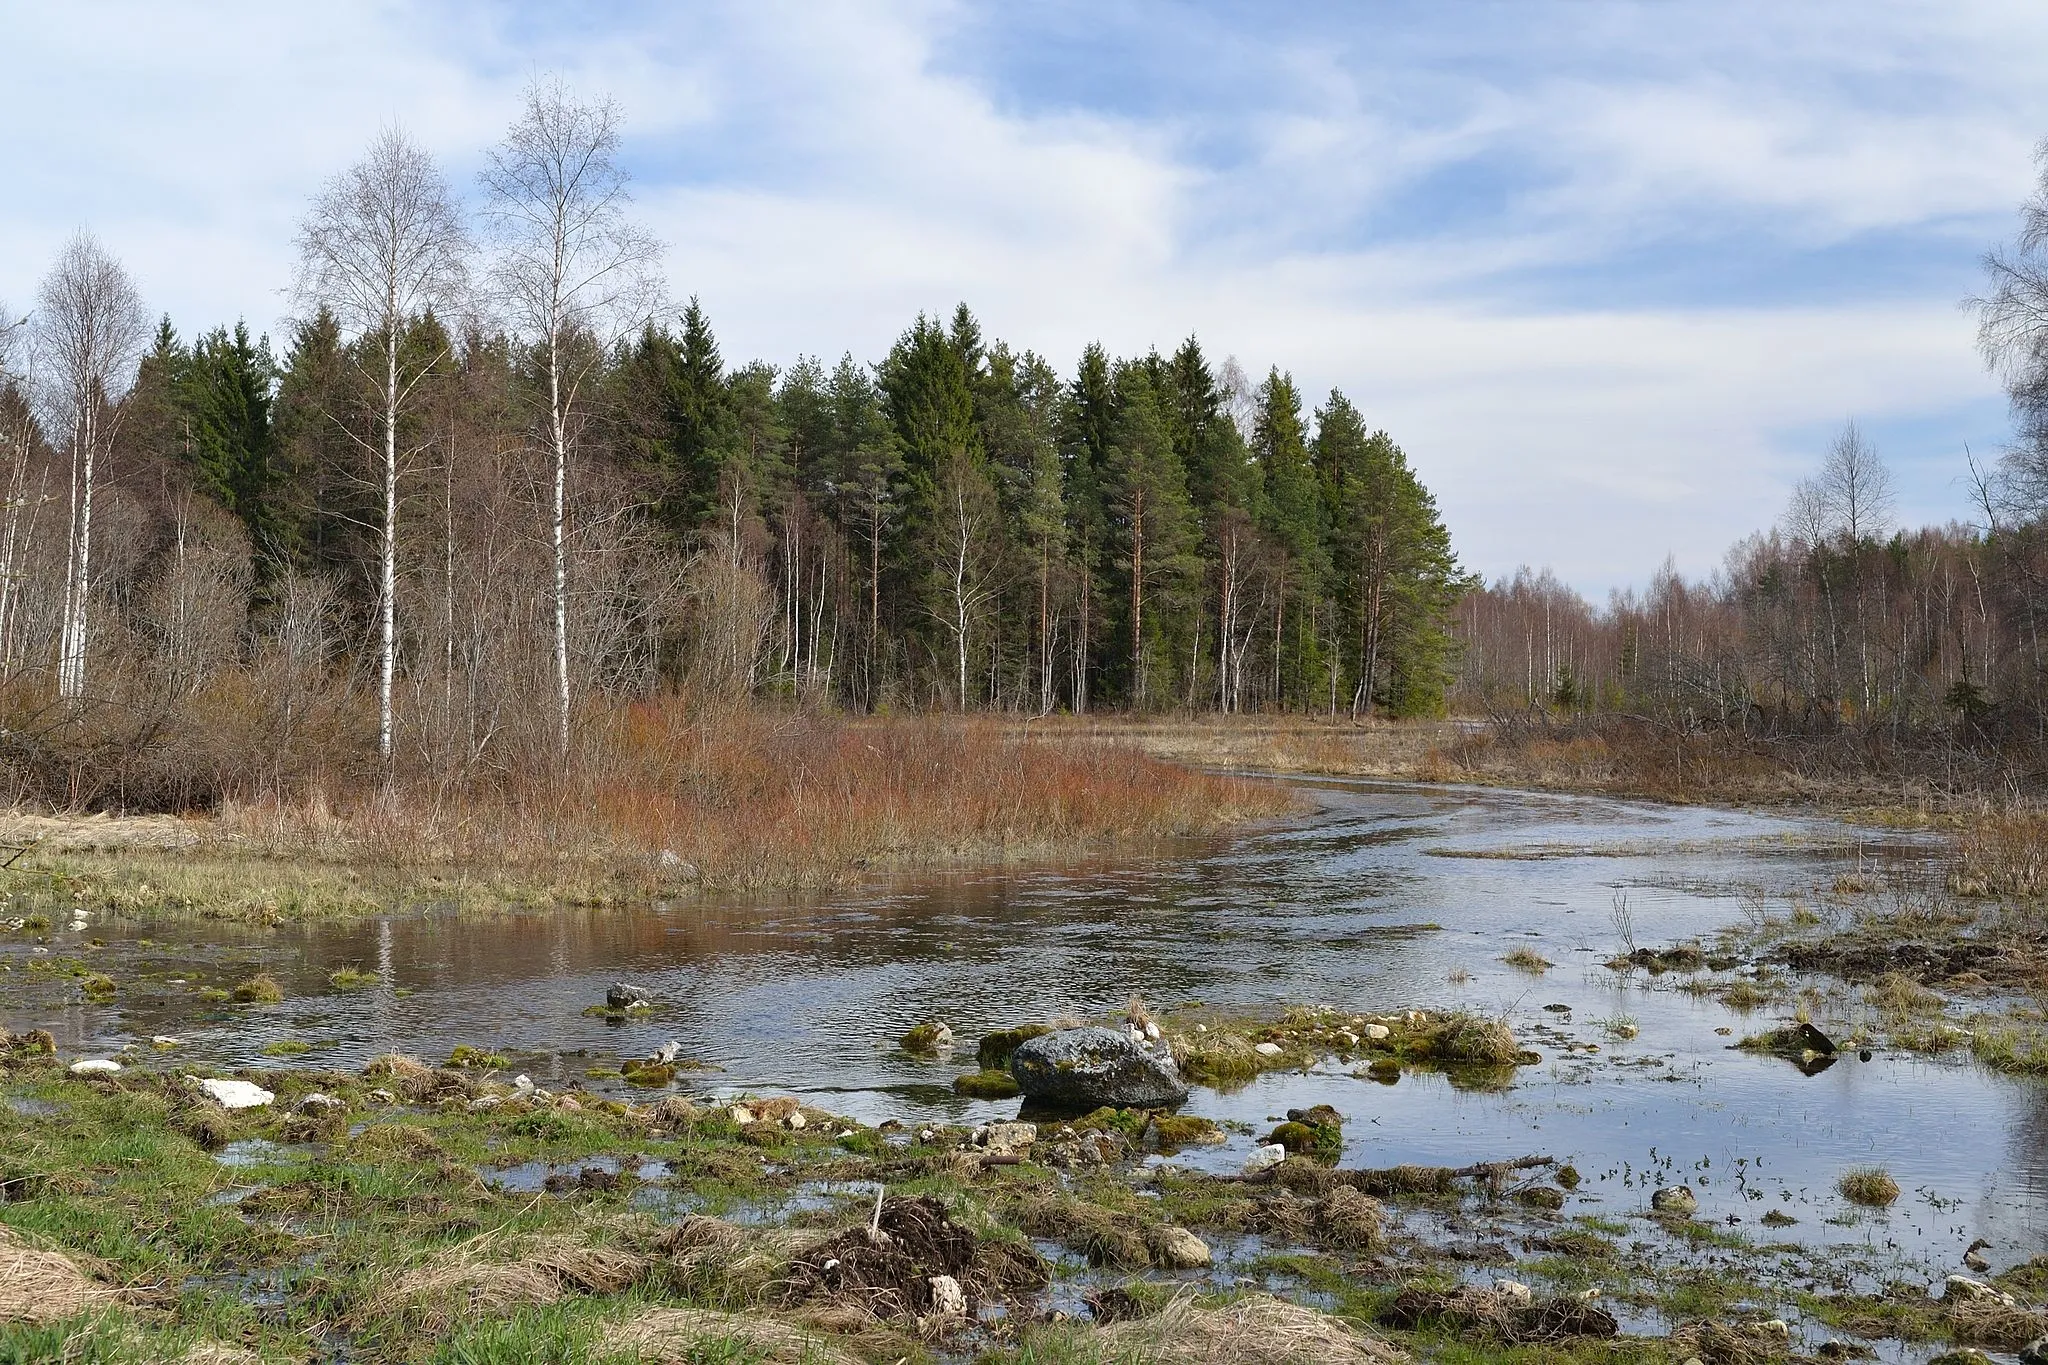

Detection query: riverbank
(6, 1002), (2046, 1364)
(0, 714), (1293, 926)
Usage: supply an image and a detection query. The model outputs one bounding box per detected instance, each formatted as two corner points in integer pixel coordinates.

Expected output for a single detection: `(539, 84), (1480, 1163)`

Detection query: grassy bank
(4, 1002), (2041, 1364)
(0, 710), (1292, 925)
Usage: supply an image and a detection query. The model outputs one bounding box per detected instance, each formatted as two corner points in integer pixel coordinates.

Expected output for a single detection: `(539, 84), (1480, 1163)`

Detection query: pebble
(1497, 1280), (1532, 1306)
(366, 1088), (397, 1105)
(730, 1105), (757, 1126)
(1253, 1042), (1283, 1056)
(1242, 1143), (1287, 1175)
(297, 1093), (344, 1113)
(927, 1274), (967, 1317)
(469, 1095), (501, 1111)
(198, 1078), (274, 1109)
(1151, 1225), (1212, 1268)
(68, 1058), (121, 1075)
(1364, 1023), (1391, 1041)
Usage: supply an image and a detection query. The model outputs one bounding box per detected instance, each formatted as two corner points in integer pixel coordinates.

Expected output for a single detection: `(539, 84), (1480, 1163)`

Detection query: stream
(7, 777), (2043, 1322)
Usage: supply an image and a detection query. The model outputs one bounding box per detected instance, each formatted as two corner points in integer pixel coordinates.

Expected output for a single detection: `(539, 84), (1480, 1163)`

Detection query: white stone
(1364, 1024), (1391, 1041)
(1242, 1143), (1287, 1175)
(1143, 1020), (1161, 1041)
(1944, 1274), (2017, 1306)
(928, 1274), (967, 1317)
(787, 1112), (806, 1130)
(1253, 1042), (1283, 1056)
(469, 1094), (501, 1111)
(974, 1121), (1038, 1155)
(150, 1035), (181, 1048)
(512, 1074), (534, 1092)
(1337, 1031), (1359, 1047)
(68, 1058), (121, 1075)
(1151, 1225), (1211, 1268)
(198, 1078), (273, 1109)
(731, 1104), (757, 1126)
(1496, 1280), (1532, 1306)
(366, 1088), (397, 1105)
(297, 1093), (343, 1112)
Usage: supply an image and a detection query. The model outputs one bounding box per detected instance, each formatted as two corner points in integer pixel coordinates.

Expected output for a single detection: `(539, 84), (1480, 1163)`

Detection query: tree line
(0, 79), (1468, 795)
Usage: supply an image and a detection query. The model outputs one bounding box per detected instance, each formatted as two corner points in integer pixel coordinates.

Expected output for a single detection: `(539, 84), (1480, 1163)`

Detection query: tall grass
(213, 701), (1293, 889)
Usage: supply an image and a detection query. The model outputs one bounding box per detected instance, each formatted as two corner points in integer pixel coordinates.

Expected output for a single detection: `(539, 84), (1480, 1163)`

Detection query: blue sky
(3, 1), (2044, 593)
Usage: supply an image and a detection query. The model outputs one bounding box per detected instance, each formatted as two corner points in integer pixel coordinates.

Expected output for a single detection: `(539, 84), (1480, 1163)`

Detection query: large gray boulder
(1009, 1026), (1189, 1109)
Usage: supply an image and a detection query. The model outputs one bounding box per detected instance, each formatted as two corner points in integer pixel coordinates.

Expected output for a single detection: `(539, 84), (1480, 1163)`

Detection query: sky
(2, 0), (2044, 595)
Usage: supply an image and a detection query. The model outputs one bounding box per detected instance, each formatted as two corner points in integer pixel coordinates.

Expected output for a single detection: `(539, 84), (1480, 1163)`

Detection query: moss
(258, 1040), (311, 1057)
(898, 1022), (952, 1054)
(1150, 1114), (1223, 1151)
(229, 973), (283, 1004)
(78, 973), (117, 999)
(1501, 947), (1553, 972)
(952, 1069), (1022, 1099)
(327, 967), (380, 990)
(445, 1044), (507, 1070)
(977, 1024), (1053, 1071)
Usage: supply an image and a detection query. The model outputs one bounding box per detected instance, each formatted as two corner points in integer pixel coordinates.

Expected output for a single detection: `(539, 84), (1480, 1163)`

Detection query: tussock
(1098, 1292), (1407, 1365)
(349, 1123), (444, 1161)
(604, 1307), (864, 1364)
(0, 1224), (120, 1325)
(1381, 1285), (1617, 1344)
(370, 1233), (650, 1332)
(1947, 1294), (2048, 1349)
(1317, 1186), (1385, 1249)
(1667, 1319), (1792, 1364)
(1012, 1193), (1149, 1268)
(181, 1345), (265, 1364)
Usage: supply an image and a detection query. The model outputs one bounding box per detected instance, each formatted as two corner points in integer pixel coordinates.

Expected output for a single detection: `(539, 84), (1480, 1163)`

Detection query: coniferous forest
(0, 88), (1468, 810)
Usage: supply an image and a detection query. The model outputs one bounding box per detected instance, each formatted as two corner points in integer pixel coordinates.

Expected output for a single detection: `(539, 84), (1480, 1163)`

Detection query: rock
(1496, 1280), (1533, 1306)
(1253, 1041), (1284, 1056)
(973, 1121), (1038, 1156)
(150, 1035), (181, 1048)
(927, 1274), (967, 1317)
(1243, 1142), (1287, 1175)
(1364, 1023), (1391, 1041)
(900, 1022), (955, 1053)
(366, 1088), (397, 1105)
(787, 1112), (806, 1130)
(1943, 1274), (2017, 1307)
(730, 1104), (757, 1125)
(1650, 1185), (1698, 1216)
(68, 1058), (121, 1075)
(512, 1074), (535, 1093)
(1009, 1026), (1189, 1109)
(2019, 1336), (2048, 1365)
(469, 1094), (501, 1111)
(1965, 1249), (1990, 1272)
(752, 1097), (800, 1123)
(557, 1096), (581, 1111)
(654, 1040), (683, 1065)
(1149, 1225), (1211, 1269)
(198, 1078), (274, 1109)
(606, 982), (652, 1010)
(296, 1093), (344, 1113)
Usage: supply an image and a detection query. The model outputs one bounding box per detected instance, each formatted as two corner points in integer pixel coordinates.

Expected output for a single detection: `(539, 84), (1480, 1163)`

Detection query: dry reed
(368, 1233), (650, 1332)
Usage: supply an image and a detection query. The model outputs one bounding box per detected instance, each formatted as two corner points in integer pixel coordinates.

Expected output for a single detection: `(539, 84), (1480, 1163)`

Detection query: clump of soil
(1381, 1284), (1617, 1344)
(780, 1194), (1044, 1320)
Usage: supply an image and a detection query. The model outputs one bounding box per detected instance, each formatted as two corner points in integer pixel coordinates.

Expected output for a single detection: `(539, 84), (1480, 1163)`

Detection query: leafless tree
(1816, 419), (1894, 544)
(481, 77), (663, 759)
(32, 233), (148, 700)
(1973, 139), (2048, 518)
(294, 127), (469, 772)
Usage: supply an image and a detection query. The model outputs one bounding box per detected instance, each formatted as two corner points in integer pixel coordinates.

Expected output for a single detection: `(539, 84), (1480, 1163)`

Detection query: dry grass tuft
(369, 1234), (650, 1332)
(1837, 1167), (1900, 1208)
(1946, 1294), (2048, 1349)
(1501, 947), (1553, 972)
(1097, 1292), (1407, 1365)
(603, 1307), (863, 1365)
(0, 1224), (120, 1325)
(180, 1345), (265, 1364)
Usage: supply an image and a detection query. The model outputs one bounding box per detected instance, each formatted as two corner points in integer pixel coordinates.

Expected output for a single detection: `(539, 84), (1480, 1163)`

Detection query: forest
(0, 85), (1466, 811)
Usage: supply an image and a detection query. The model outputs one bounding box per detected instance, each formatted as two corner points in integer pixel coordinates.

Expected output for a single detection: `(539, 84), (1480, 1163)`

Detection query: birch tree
(33, 234), (148, 699)
(480, 77), (661, 758)
(293, 127), (468, 770)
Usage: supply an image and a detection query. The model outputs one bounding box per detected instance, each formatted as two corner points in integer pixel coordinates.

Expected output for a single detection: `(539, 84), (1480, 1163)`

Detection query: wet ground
(5, 778), (2037, 1308)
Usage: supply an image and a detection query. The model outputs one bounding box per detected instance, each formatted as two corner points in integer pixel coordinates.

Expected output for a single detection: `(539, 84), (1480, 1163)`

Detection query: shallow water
(6, 778), (2038, 1301)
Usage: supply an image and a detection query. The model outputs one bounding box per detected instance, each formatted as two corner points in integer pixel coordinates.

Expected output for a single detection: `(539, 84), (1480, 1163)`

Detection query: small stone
(974, 1121), (1038, 1156)
(1760, 1319), (1789, 1339)
(605, 982), (651, 1010)
(297, 1092), (344, 1113)
(1650, 1185), (1698, 1216)
(1253, 1041), (1283, 1056)
(1337, 1031), (1358, 1046)
(730, 1104), (757, 1126)
(2019, 1336), (2048, 1365)
(1943, 1274), (2017, 1306)
(198, 1078), (274, 1109)
(1578, 1287), (1602, 1301)
(512, 1074), (535, 1092)
(1142, 1020), (1161, 1041)
(1364, 1023), (1391, 1041)
(787, 1112), (806, 1130)
(366, 1088), (397, 1105)
(68, 1058), (121, 1075)
(1964, 1248), (1990, 1272)
(469, 1095), (501, 1111)
(654, 1040), (683, 1065)
(1243, 1143), (1287, 1175)
(928, 1274), (967, 1317)
(1149, 1225), (1211, 1269)
(556, 1096), (581, 1111)
(1496, 1280), (1532, 1306)
(150, 1035), (181, 1048)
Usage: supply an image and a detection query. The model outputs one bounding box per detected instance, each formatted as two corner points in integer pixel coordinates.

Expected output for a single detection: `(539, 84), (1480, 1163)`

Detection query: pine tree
(1253, 368), (1325, 706)
(1105, 364), (1197, 708)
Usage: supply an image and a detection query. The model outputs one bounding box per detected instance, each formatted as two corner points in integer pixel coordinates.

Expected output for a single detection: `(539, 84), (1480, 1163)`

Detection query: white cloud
(0, 0), (2036, 592)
